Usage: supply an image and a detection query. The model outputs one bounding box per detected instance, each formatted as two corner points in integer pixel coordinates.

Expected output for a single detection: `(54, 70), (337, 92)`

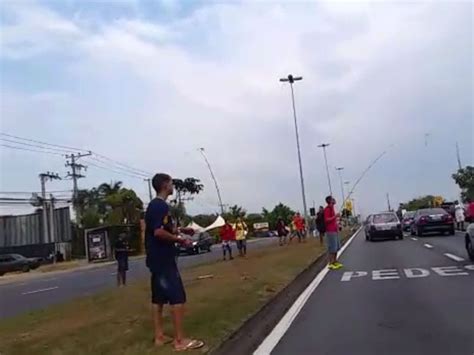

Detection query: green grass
(0, 231), (352, 355)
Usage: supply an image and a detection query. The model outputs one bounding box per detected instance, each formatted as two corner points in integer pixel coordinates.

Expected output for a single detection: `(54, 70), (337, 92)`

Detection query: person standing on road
(324, 196), (343, 270)
(235, 217), (248, 257)
(292, 213), (306, 243)
(220, 222), (235, 261)
(454, 200), (466, 231)
(316, 206), (326, 245)
(145, 173), (204, 351)
(114, 233), (130, 287)
(276, 218), (288, 246)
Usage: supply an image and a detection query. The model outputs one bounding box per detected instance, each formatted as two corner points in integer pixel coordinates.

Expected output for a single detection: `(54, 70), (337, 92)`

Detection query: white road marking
(424, 243), (434, 249)
(432, 266), (468, 277)
(39, 277), (58, 282)
(410, 237), (418, 241)
(373, 269), (400, 280)
(110, 272), (117, 275)
(465, 265), (474, 270)
(443, 253), (465, 262)
(253, 226), (362, 355)
(404, 268), (430, 278)
(22, 286), (58, 295)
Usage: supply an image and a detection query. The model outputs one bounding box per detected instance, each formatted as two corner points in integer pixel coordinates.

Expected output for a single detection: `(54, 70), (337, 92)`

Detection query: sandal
(174, 338), (205, 352)
(153, 335), (173, 346)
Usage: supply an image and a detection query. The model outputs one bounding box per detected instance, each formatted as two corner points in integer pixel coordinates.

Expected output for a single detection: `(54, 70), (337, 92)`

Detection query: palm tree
(98, 181), (122, 197)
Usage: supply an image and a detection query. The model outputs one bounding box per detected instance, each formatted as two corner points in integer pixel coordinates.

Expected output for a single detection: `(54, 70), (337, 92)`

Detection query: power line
(0, 132), (83, 152)
(84, 160), (148, 180)
(0, 138), (75, 154)
(88, 156), (150, 177)
(1, 132), (152, 178)
(1, 144), (64, 156)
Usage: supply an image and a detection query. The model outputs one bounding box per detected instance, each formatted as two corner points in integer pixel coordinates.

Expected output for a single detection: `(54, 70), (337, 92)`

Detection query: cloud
(0, 1), (472, 216)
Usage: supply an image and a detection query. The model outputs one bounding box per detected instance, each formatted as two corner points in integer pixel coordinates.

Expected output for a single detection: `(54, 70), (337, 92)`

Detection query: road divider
(341, 265), (473, 282)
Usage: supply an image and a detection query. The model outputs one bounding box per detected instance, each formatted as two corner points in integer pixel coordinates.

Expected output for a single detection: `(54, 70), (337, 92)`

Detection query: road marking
(410, 237), (418, 241)
(22, 286), (58, 295)
(424, 243), (434, 249)
(39, 277), (58, 282)
(110, 272), (117, 275)
(341, 265), (474, 282)
(443, 253), (465, 262)
(253, 226), (362, 355)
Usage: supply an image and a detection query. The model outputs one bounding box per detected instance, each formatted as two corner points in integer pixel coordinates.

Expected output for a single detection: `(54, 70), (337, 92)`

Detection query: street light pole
(198, 148), (225, 215)
(318, 143), (332, 196)
(335, 167), (345, 205)
(280, 74), (308, 220)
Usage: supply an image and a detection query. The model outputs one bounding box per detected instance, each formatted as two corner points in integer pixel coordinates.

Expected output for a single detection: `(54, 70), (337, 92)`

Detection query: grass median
(0, 231), (352, 355)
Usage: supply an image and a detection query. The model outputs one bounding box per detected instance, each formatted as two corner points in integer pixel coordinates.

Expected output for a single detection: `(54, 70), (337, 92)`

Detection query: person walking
(292, 213), (306, 243)
(315, 206), (326, 245)
(454, 200), (465, 231)
(324, 196), (343, 270)
(114, 232), (130, 287)
(276, 217), (288, 246)
(219, 222), (235, 260)
(145, 173), (204, 351)
(235, 217), (248, 257)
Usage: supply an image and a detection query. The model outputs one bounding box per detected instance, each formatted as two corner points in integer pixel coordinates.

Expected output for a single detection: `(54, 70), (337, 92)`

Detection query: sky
(0, 0), (472, 217)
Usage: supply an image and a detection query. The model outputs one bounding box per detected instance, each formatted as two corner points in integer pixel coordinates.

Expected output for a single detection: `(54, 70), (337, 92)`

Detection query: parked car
(178, 232), (213, 255)
(410, 208), (455, 237)
(402, 211), (416, 231)
(365, 212), (403, 241)
(0, 254), (42, 276)
(465, 223), (474, 261)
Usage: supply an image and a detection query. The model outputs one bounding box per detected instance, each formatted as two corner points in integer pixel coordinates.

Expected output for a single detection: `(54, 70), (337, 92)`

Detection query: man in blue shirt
(145, 173), (204, 351)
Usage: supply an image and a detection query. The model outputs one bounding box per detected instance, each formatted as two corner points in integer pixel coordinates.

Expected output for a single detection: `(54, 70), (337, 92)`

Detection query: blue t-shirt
(145, 198), (177, 271)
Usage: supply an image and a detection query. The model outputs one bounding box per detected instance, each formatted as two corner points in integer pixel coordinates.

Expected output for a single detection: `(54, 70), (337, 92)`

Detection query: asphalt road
(0, 238), (274, 320)
(272, 229), (474, 355)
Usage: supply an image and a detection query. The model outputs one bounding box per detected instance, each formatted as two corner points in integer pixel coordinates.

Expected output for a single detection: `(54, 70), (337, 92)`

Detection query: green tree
(171, 177), (204, 224)
(105, 188), (143, 225)
(223, 205), (246, 221)
(400, 195), (445, 211)
(262, 203), (295, 229)
(452, 166), (474, 202)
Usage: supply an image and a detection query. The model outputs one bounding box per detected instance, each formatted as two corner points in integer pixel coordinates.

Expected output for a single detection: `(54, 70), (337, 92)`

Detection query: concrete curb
(211, 231), (357, 355)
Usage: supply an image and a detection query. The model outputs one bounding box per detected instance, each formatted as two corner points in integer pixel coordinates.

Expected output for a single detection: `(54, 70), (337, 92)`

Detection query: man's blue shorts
(325, 232), (341, 254)
(151, 267), (186, 305)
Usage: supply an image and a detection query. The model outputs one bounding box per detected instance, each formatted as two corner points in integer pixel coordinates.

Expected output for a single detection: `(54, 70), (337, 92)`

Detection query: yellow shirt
(235, 222), (247, 240)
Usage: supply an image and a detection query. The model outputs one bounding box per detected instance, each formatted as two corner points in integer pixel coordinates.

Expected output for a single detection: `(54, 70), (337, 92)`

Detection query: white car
(465, 223), (474, 261)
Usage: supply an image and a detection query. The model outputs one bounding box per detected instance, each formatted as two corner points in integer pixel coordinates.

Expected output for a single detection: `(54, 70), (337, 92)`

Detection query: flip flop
(153, 335), (173, 346)
(174, 339), (205, 352)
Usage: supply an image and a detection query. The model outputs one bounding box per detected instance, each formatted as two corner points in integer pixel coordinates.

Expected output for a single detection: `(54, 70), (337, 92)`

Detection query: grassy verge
(37, 261), (82, 273)
(0, 231), (352, 355)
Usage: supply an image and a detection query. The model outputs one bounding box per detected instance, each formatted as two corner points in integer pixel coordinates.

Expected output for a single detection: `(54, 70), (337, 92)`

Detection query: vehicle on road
(0, 253), (42, 276)
(410, 208), (455, 237)
(178, 232), (213, 255)
(465, 223), (474, 261)
(365, 212), (403, 241)
(402, 211), (416, 231)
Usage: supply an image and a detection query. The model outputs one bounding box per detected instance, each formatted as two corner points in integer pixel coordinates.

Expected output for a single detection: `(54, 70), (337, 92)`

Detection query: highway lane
(271, 229), (474, 355)
(0, 238), (275, 319)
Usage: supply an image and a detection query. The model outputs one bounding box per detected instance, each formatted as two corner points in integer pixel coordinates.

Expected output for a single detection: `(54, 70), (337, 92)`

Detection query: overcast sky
(0, 0), (472, 217)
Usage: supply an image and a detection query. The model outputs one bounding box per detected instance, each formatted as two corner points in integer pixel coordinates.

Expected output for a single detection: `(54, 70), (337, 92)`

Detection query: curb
(211, 229), (359, 355)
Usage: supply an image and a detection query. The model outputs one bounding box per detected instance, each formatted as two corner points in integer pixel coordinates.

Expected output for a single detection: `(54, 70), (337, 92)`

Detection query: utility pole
(318, 143), (332, 196)
(65, 152), (92, 204)
(280, 74), (308, 222)
(39, 172), (61, 243)
(456, 142), (462, 170)
(198, 148), (225, 215)
(335, 167), (345, 205)
(144, 178), (153, 202)
(386, 193), (392, 212)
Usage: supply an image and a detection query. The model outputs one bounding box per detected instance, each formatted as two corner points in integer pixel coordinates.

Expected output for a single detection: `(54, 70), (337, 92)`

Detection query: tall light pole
(335, 167), (345, 205)
(280, 74), (308, 220)
(318, 143), (332, 196)
(198, 148), (225, 215)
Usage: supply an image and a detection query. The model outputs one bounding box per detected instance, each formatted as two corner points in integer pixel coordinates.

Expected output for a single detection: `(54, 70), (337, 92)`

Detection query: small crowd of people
(219, 217), (248, 260)
(111, 171), (347, 352)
